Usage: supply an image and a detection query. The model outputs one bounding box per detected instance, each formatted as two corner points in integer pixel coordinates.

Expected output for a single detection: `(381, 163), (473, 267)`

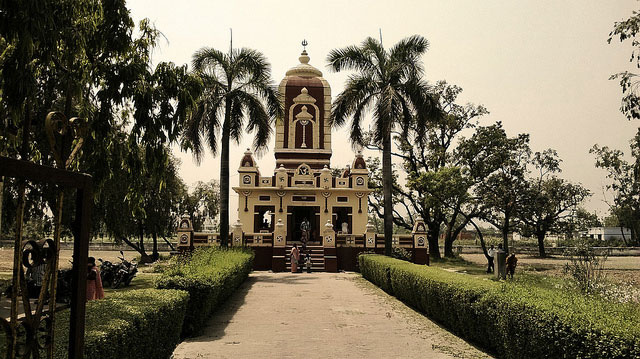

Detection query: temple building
(177, 48), (429, 271)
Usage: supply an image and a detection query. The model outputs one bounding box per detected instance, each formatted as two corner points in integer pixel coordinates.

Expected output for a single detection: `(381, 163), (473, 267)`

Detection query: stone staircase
(285, 244), (324, 272)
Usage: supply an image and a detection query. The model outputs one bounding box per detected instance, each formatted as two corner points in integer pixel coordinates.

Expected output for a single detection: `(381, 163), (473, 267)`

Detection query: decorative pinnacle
(302, 39), (308, 50)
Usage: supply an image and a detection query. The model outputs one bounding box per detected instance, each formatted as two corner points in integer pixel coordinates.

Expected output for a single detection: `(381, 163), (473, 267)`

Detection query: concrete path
(172, 272), (489, 359)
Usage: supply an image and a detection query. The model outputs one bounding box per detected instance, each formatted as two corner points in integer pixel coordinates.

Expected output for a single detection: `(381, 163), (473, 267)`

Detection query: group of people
(486, 244), (518, 279)
(289, 244), (313, 273)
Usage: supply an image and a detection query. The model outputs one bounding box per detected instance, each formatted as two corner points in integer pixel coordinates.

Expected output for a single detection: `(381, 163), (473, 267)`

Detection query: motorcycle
(98, 258), (116, 288)
(111, 251), (137, 289)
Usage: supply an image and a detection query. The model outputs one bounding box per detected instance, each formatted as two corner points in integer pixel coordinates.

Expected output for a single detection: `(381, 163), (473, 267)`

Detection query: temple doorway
(287, 206), (321, 245)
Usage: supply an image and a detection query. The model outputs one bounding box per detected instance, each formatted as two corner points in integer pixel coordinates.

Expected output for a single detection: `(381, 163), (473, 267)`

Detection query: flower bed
(359, 254), (640, 358)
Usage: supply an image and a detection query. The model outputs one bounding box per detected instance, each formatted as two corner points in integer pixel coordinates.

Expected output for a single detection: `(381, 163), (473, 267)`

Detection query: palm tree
(327, 35), (438, 256)
(184, 46), (282, 247)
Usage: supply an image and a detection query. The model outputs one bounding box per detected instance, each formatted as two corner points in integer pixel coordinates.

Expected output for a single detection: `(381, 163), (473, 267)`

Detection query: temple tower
(275, 49), (332, 170)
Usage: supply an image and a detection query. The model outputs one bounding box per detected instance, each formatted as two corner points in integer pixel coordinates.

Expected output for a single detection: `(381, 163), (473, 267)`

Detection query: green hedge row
(156, 247), (254, 337)
(359, 254), (640, 359)
(52, 288), (189, 359)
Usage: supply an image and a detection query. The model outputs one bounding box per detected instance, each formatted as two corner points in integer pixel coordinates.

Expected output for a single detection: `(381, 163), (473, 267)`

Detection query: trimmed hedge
(53, 288), (189, 359)
(156, 247), (254, 337)
(359, 254), (640, 359)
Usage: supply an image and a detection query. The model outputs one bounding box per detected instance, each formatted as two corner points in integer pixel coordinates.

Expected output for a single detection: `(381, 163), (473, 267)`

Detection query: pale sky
(128, 0), (639, 221)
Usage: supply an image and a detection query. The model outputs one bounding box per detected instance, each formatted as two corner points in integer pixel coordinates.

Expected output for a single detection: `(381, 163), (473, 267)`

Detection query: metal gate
(0, 156), (92, 358)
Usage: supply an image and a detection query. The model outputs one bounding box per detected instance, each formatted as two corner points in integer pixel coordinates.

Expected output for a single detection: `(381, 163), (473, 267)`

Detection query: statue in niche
(300, 217), (310, 248)
(295, 105), (313, 148)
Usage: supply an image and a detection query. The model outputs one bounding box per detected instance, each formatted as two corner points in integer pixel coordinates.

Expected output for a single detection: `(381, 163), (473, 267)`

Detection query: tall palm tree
(184, 46), (282, 247)
(327, 35), (438, 256)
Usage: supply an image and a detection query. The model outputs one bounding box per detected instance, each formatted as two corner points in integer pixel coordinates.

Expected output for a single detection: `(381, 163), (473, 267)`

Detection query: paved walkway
(172, 272), (489, 359)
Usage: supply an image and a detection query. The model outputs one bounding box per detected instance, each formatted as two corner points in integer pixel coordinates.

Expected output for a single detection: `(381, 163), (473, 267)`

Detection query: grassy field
(460, 253), (640, 288)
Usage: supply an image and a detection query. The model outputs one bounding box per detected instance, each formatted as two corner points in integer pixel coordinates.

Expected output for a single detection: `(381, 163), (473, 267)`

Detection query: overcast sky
(128, 0), (639, 221)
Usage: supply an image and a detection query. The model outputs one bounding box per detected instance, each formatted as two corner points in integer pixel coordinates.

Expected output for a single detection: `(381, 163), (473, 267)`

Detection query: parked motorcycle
(98, 258), (116, 288)
(111, 251), (137, 289)
(56, 268), (72, 304)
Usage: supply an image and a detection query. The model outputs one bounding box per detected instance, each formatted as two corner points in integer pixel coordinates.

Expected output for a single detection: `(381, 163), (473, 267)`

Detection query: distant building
(585, 227), (631, 241)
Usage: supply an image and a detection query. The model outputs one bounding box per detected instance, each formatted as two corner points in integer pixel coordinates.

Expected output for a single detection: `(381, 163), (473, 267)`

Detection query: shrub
(563, 240), (608, 293)
(359, 254), (640, 359)
(391, 247), (412, 261)
(156, 247), (254, 337)
(52, 289), (188, 359)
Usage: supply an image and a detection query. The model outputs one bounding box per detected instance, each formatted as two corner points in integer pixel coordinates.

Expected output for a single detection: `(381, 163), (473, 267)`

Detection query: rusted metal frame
(68, 184), (91, 359)
(0, 157), (91, 188)
(0, 156), (92, 359)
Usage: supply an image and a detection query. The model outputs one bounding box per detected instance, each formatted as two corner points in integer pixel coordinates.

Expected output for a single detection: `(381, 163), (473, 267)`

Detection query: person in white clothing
(486, 245), (496, 273)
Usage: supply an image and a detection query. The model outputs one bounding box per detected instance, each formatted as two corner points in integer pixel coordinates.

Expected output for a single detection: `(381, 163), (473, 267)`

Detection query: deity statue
(300, 217), (310, 246)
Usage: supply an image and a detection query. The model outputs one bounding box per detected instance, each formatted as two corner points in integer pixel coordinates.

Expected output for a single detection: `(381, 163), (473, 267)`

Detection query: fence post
(412, 216), (429, 265)
(365, 220), (376, 249)
(231, 220), (244, 247)
(272, 219), (286, 272)
(177, 214), (194, 252)
(323, 220), (338, 272)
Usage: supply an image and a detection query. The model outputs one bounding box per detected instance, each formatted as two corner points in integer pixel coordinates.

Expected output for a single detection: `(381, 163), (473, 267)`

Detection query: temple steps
(285, 245), (325, 272)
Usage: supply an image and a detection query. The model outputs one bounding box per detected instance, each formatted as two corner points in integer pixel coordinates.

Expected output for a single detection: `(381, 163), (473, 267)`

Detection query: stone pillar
(323, 220), (338, 272)
(272, 219), (286, 272)
(412, 217), (429, 265)
(177, 214), (194, 253)
(231, 219), (244, 247)
(365, 220), (376, 249)
(323, 220), (335, 248)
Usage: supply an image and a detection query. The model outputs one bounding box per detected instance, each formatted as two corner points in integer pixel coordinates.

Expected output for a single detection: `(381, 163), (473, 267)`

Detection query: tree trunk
(470, 219), (490, 260)
(445, 215), (470, 258)
(427, 221), (441, 259)
(443, 221), (454, 257)
(162, 235), (176, 251)
(138, 223), (145, 253)
(443, 210), (462, 257)
(382, 131), (393, 256)
(219, 101), (232, 247)
(502, 215), (510, 253)
(0, 176), (3, 237)
(152, 232), (159, 261)
(537, 232), (546, 258)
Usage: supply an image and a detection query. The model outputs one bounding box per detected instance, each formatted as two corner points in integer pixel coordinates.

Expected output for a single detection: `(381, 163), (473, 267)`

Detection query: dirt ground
(172, 272), (489, 359)
(461, 253), (640, 287)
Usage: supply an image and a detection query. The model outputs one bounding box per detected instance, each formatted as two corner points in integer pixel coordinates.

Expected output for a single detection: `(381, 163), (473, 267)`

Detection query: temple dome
(285, 50), (322, 78)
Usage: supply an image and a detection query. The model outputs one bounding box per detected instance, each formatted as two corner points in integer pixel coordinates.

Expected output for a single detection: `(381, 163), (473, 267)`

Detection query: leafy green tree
(591, 132), (640, 245)
(364, 81), (486, 258)
(457, 123), (531, 253)
(180, 180), (221, 232)
(1, 1), (201, 259)
(184, 45), (282, 247)
(518, 150), (590, 257)
(609, 9), (640, 121)
(327, 35), (439, 256)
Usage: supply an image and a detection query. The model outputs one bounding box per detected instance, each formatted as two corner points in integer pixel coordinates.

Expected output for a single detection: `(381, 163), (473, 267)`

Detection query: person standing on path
(290, 244), (300, 273)
(486, 245), (495, 273)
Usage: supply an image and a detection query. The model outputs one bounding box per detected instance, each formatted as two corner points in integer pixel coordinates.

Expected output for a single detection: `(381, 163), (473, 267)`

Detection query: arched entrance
(286, 206), (321, 245)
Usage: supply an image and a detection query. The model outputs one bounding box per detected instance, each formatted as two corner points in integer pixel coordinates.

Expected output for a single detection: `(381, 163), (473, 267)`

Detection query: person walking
(290, 244), (300, 273)
(86, 257), (105, 301)
(486, 245), (495, 274)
